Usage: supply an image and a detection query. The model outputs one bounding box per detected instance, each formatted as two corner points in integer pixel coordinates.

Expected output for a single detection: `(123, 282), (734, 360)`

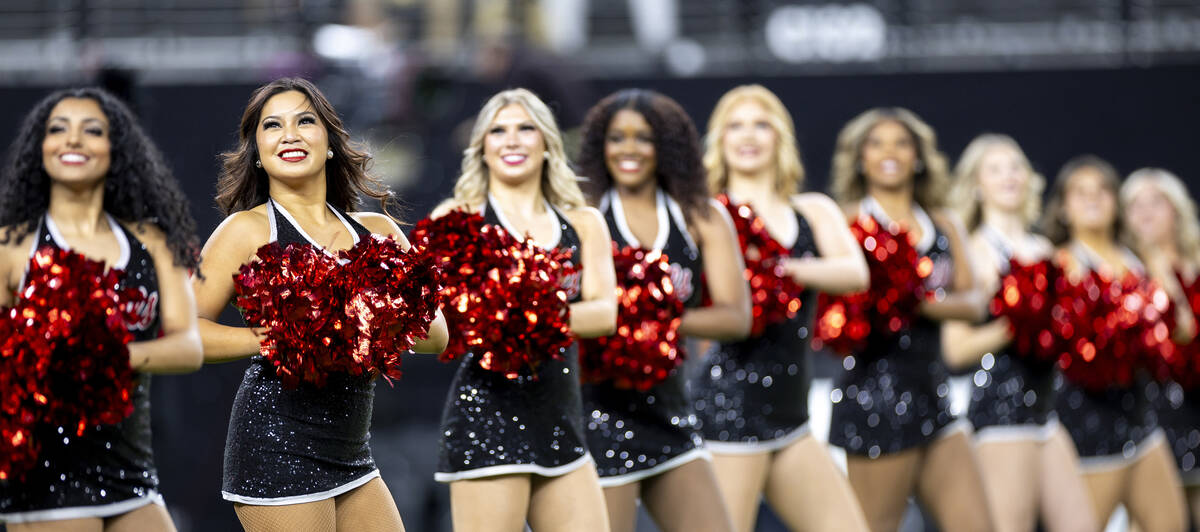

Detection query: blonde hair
(949, 134), (1045, 231)
(829, 107), (951, 210)
(1120, 168), (1200, 265)
(703, 85), (805, 195)
(452, 88), (586, 209)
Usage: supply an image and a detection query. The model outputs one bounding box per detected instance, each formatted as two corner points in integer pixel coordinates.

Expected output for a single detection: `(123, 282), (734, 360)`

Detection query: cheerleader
(0, 89), (203, 530)
(573, 89), (749, 532)
(1040, 156), (1186, 531)
(1120, 167), (1199, 528)
(429, 88), (617, 532)
(689, 85), (871, 531)
(827, 108), (994, 531)
(192, 78), (448, 531)
(943, 134), (1095, 532)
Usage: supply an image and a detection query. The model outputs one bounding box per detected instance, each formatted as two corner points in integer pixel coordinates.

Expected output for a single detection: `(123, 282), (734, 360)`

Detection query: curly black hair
(0, 87), (200, 270)
(577, 89), (709, 222)
(216, 77), (394, 217)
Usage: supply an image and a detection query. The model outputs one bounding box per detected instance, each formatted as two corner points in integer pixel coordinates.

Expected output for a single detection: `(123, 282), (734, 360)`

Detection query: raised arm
(920, 210), (988, 323)
(565, 206), (618, 339)
(786, 193), (869, 295)
(191, 210), (270, 363)
(679, 199), (751, 341)
(124, 224), (204, 373)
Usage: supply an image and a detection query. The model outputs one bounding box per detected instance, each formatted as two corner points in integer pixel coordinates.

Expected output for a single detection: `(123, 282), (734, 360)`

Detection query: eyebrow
(47, 116), (107, 126)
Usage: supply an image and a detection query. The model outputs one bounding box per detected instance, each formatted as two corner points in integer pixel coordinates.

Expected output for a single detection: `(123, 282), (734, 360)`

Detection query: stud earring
(255, 160), (262, 168)
(327, 149), (334, 159)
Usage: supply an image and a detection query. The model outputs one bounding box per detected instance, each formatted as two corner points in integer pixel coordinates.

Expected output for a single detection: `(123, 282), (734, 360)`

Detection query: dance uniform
(691, 199), (819, 453)
(1153, 380), (1200, 486)
(1, 214), (163, 523)
(829, 198), (963, 459)
(1053, 243), (1163, 470)
(435, 195), (591, 482)
(965, 226), (1057, 442)
(580, 189), (708, 487)
(221, 199), (381, 505)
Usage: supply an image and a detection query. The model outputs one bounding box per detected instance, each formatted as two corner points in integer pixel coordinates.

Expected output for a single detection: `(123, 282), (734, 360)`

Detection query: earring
(255, 160), (262, 168)
(543, 150), (550, 160)
(327, 149), (334, 159)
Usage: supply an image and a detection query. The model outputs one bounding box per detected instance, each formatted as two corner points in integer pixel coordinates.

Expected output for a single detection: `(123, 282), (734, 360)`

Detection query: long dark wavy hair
(577, 89), (709, 222)
(1038, 155), (1124, 246)
(0, 87), (200, 270)
(216, 77), (393, 216)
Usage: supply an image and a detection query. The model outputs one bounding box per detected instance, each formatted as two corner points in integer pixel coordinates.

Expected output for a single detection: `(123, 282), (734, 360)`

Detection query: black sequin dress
(829, 200), (962, 459)
(1053, 242), (1162, 469)
(1, 214), (163, 523)
(221, 199), (381, 505)
(1152, 380), (1200, 486)
(580, 190), (708, 486)
(435, 196), (591, 482)
(690, 202), (819, 453)
(965, 226), (1057, 441)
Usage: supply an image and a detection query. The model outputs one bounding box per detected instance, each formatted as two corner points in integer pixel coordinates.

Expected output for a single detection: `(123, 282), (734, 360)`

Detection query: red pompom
(578, 246), (685, 391)
(1151, 271), (1200, 389)
(814, 216), (929, 356)
(337, 236), (443, 382)
(713, 194), (804, 336)
(1054, 271), (1172, 391)
(413, 210), (576, 378)
(990, 258), (1068, 361)
(234, 236), (441, 388)
(0, 247), (141, 480)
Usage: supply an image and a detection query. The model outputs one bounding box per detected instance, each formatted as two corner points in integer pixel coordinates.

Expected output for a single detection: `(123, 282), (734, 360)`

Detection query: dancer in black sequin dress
(1120, 167), (1200, 527)
(575, 89), (751, 532)
(1038, 156), (1187, 531)
(193, 79), (447, 531)
(0, 89), (203, 529)
(943, 134), (1095, 532)
(429, 89), (616, 532)
(827, 108), (993, 532)
(690, 86), (871, 532)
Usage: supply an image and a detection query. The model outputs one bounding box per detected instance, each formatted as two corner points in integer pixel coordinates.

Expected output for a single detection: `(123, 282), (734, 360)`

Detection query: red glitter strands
(579, 247), (685, 391)
(712, 194), (804, 337)
(814, 216), (929, 356)
(990, 258), (1068, 362)
(233, 236), (442, 388)
(1, 247), (142, 481)
(412, 210), (576, 378)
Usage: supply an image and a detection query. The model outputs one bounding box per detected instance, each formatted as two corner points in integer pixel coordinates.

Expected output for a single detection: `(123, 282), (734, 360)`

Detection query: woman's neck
(727, 169), (778, 207)
(488, 174), (545, 215)
(268, 174), (333, 223)
(980, 205), (1028, 241)
(865, 183), (916, 221)
(47, 180), (106, 236)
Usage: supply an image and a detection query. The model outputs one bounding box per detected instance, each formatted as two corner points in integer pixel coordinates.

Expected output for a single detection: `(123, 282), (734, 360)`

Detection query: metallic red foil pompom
(1, 247), (141, 481)
(413, 210), (576, 378)
(234, 236), (440, 388)
(1053, 271), (1172, 391)
(1165, 271), (1200, 389)
(713, 194), (804, 337)
(579, 246), (685, 391)
(990, 258), (1068, 361)
(814, 216), (929, 356)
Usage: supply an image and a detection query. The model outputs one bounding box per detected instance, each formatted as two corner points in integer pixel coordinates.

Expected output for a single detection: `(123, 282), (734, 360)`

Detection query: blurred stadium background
(1, 1), (1199, 530)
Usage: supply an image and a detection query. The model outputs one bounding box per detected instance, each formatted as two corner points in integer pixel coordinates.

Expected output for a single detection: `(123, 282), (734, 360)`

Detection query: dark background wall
(1, 64), (1197, 531)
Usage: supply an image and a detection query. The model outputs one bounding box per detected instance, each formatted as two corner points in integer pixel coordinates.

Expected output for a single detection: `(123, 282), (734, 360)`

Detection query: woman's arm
(786, 193), (869, 295)
(564, 206), (618, 339)
(679, 200), (751, 341)
(920, 210), (988, 322)
(941, 234), (1011, 369)
(354, 212), (449, 354)
(125, 224), (204, 373)
(191, 211), (270, 363)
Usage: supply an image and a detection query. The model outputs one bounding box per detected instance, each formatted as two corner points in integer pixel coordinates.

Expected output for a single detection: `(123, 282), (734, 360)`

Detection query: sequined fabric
(583, 190), (705, 480)
(221, 201), (380, 502)
(829, 219), (957, 458)
(1153, 382), (1200, 485)
(435, 203), (590, 479)
(691, 209), (818, 448)
(1, 216), (160, 519)
(1054, 374), (1154, 460)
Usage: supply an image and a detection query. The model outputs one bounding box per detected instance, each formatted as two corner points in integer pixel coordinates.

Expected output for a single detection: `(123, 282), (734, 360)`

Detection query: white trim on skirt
(0, 492), (163, 524)
(597, 447), (711, 488)
(704, 421), (812, 455)
(221, 469), (380, 506)
(434, 453), (593, 483)
(973, 417), (1058, 444)
(1077, 429), (1167, 473)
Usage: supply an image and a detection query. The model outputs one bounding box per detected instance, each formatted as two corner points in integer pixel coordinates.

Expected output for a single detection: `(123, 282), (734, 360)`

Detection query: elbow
(969, 291), (990, 323)
(177, 331), (205, 372)
(721, 303), (752, 342)
(597, 301), (618, 337)
(847, 262), (870, 293)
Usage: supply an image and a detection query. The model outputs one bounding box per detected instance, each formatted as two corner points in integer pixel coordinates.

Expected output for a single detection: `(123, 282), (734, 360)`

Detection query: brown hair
(215, 77), (393, 216)
(829, 107), (951, 210)
(1038, 155), (1122, 245)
